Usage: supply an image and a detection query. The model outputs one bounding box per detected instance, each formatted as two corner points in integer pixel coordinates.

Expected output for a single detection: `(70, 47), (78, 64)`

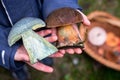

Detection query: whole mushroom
(46, 7), (84, 49)
(8, 17), (58, 64)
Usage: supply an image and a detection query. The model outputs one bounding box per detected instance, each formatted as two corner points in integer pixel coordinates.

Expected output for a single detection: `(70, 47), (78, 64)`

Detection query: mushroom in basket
(8, 17), (58, 64)
(46, 7), (86, 49)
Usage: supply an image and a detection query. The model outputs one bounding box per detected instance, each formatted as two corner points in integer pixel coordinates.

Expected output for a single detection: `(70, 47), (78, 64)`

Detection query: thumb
(76, 10), (91, 26)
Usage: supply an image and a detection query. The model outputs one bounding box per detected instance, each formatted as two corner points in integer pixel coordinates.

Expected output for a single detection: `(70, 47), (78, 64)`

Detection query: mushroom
(46, 7), (84, 49)
(8, 17), (58, 64)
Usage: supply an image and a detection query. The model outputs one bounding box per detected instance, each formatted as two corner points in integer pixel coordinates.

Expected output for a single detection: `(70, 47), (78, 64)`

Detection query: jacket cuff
(9, 43), (25, 71)
(40, 57), (53, 66)
(42, 0), (82, 20)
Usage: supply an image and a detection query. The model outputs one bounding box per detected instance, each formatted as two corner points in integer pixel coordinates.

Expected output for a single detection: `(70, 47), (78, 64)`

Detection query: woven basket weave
(80, 11), (120, 70)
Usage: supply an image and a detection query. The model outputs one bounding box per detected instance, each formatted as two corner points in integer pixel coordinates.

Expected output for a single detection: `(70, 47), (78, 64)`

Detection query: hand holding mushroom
(8, 8), (90, 73)
(45, 7), (90, 54)
(8, 17), (58, 64)
(14, 28), (59, 73)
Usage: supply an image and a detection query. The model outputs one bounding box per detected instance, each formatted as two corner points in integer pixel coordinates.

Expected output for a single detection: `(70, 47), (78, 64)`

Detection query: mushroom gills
(21, 30), (58, 64)
(56, 24), (84, 49)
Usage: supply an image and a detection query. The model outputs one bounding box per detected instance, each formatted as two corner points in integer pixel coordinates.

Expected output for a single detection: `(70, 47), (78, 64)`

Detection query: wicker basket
(80, 11), (120, 70)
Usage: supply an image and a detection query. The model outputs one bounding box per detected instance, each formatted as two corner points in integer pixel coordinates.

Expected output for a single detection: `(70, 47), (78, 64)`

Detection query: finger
(22, 54), (30, 62)
(45, 35), (58, 42)
(76, 10), (91, 26)
(26, 62), (53, 73)
(14, 46), (30, 62)
(14, 53), (29, 61)
(49, 52), (64, 57)
(51, 28), (57, 36)
(82, 13), (91, 26)
(59, 49), (66, 55)
(66, 49), (74, 54)
(74, 48), (82, 54)
(37, 29), (52, 37)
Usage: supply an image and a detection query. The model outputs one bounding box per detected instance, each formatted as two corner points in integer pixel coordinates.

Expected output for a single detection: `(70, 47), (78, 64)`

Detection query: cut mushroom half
(46, 7), (85, 49)
(8, 17), (58, 64)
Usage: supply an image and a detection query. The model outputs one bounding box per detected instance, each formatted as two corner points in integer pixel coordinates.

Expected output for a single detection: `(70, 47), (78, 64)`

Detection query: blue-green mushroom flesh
(8, 17), (58, 64)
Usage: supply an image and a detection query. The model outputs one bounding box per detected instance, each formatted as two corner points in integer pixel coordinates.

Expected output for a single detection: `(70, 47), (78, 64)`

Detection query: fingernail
(52, 35), (58, 40)
(60, 50), (65, 54)
(87, 21), (91, 26)
(48, 68), (54, 72)
(83, 19), (91, 26)
(47, 30), (52, 33)
(77, 51), (82, 54)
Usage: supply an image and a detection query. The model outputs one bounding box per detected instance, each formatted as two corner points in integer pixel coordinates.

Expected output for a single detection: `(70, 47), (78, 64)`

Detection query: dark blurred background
(0, 0), (120, 80)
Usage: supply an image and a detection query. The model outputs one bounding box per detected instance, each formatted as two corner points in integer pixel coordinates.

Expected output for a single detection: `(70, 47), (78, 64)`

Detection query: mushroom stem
(56, 24), (84, 49)
(21, 30), (58, 64)
(72, 24), (82, 41)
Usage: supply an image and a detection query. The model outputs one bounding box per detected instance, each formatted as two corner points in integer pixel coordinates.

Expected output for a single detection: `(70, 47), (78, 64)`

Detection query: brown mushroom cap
(46, 7), (83, 28)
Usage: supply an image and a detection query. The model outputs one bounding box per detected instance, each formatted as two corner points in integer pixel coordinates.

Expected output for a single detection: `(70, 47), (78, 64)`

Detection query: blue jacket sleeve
(0, 25), (24, 71)
(42, 0), (82, 20)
